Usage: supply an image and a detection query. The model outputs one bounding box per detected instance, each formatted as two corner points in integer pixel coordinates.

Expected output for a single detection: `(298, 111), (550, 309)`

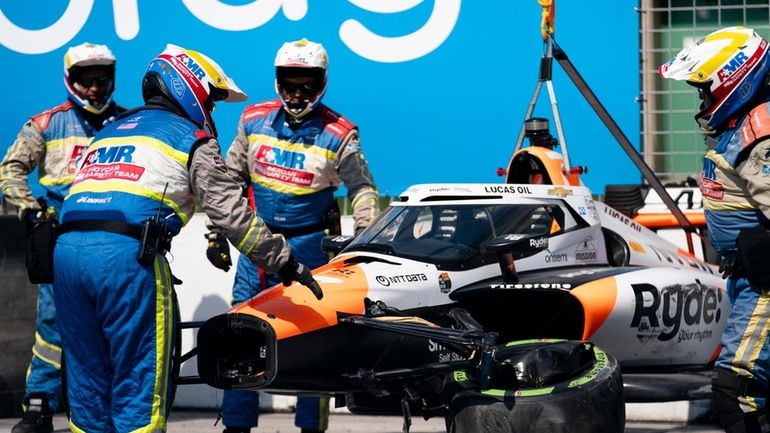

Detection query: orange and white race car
(188, 177), (723, 433)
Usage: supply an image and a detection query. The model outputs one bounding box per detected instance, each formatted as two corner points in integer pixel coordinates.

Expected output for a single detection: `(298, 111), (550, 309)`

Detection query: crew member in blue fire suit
(0, 42), (123, 433)
(53, 44), (322, 433)
(205, 39), (379, 433)
(661, 27), (770, 433)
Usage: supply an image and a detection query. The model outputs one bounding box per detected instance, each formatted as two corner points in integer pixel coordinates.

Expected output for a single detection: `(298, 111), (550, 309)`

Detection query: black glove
(20, 197), (56, 234)
(277, 254), (324, 300)
(20, 208), (43, 232)
(204, 229), (232, 272)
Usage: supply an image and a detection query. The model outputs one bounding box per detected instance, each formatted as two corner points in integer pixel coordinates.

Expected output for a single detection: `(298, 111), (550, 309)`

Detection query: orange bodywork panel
(230, 260), (369, 341)
(633, 212), (706, 229)
(708, 343), (722, 364)
(505, 146), (582, 186)
(569, 277), (618, 340)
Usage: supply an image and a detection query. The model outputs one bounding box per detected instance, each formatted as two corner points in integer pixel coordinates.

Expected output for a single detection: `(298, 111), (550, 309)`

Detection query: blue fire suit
(221, 99), (379, 431)
(705, 101), (770, 421)
(0, 100), (122, 413)
(55, 105), (292, 433)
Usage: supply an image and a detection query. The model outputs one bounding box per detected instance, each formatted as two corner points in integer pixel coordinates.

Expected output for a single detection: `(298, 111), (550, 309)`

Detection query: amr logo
(0, 0), (461, 63)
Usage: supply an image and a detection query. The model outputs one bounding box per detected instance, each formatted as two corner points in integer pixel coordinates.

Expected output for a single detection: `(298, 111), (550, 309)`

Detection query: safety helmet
(659, 26), (770, 131)
(142, 44), (247, 136)
(63, 42), (116, 115)
(274, 39), (328, 119)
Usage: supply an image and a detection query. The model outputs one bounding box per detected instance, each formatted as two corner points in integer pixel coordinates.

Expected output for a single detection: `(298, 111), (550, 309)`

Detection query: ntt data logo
(0, 0), (461, 62)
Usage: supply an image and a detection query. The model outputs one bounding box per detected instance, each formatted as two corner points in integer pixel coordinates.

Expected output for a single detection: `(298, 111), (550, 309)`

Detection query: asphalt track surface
(0, 410), (725, 432)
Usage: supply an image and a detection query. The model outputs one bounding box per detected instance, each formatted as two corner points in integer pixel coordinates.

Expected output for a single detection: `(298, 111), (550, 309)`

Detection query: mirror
(486, 233), (549, 283)
(321, 235), (356, 255)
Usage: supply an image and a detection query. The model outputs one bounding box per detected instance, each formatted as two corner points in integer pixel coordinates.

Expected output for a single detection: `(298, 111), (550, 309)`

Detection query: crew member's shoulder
(113, 102), (129, 114)
(30, 100), (75, 131)
(319, 105), (356, 139)
(241, 99), (282, 122)
(738, 101), (770, 145)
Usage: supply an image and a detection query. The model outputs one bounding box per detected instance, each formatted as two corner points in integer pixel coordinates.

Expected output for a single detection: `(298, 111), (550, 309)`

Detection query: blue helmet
(142, 44), (247, 136)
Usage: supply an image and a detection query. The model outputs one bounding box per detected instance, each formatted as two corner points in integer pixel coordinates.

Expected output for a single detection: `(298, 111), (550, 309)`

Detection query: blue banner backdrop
(0, 0), (641, 198)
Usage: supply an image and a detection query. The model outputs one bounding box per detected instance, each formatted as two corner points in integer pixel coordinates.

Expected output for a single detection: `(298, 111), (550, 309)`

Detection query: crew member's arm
(0, 120), (46, 219)
(190, 138), (290, 272)
(224, 120), (251, 185)
(738, 137), (770, 219)
(337, 129), (379, 235)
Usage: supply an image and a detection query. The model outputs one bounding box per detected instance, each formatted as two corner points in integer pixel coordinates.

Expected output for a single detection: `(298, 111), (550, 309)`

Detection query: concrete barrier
(0, 215), (38, 417)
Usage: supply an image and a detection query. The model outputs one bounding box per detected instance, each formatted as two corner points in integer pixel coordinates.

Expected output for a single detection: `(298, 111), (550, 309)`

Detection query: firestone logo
(0, 0), (461, 63)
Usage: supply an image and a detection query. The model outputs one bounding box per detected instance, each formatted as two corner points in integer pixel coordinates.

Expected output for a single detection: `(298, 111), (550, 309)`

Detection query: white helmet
(63, 42), (117, 115)
(659, 27), (770, 131)
(274, 39), (328, 119)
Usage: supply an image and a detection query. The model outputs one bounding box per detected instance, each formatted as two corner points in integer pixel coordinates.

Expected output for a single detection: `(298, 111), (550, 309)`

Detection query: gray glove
(277, 254), (324, 300)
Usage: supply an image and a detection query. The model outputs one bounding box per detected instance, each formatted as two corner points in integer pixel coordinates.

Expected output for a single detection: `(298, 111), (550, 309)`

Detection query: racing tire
(446, 344), (624, 433)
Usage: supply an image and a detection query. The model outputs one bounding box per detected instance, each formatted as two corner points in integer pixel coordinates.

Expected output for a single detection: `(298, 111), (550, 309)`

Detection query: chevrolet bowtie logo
(548, 187), (573, 197)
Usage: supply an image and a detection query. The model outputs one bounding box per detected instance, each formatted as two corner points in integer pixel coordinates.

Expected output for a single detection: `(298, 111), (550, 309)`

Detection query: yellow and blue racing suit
(221, 99), (379, 431)
(0, 100), (122, 413)
(706, 101), (770, 424)
(55, 105), (292, 433)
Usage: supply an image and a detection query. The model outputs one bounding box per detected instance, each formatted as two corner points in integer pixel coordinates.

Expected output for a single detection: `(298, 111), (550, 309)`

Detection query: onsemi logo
(0, 0), (461, 62)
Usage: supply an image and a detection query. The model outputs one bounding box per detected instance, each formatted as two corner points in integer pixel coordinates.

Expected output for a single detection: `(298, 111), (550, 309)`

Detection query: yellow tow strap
(539, 0), (555, 41)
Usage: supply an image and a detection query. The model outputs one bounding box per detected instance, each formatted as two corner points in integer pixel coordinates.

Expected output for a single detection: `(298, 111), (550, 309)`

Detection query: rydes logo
(630, 281), (722, 342)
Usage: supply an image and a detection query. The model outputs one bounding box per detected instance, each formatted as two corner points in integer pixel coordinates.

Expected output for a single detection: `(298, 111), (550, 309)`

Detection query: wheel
(446, 342), (624, 433)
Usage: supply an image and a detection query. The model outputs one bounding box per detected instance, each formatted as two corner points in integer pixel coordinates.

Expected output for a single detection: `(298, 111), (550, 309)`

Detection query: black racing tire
(446, 343), (624, 433)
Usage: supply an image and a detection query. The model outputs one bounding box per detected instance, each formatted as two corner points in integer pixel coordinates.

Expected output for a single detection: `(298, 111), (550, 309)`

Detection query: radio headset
(137, 183), (169, 265)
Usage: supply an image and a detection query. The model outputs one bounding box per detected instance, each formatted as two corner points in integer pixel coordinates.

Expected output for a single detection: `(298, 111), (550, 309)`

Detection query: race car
(186, 8), (725, 430)
(191, 176), (725, 433)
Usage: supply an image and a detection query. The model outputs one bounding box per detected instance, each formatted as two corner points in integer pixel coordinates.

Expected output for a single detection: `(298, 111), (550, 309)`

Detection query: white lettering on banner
(0, 0), (94, 55)
(0, 0), (461, 63)
(181, 0), (307, 31)
(339, 0), (462, 63)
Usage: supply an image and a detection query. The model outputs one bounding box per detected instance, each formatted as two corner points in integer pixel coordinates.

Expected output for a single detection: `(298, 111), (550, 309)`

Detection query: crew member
(206, 38), (379, 433)
(0, 42), (124, 433)
(53, 44), (322, 433)
(661, 26), (770, 433)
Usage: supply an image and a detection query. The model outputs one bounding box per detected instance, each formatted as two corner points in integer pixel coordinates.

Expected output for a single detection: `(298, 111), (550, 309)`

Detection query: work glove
(204, 228), (232, 272)
(20, 207), (43, 229)
(20, 197), (55, 233)
(277, 254), (324, 300)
